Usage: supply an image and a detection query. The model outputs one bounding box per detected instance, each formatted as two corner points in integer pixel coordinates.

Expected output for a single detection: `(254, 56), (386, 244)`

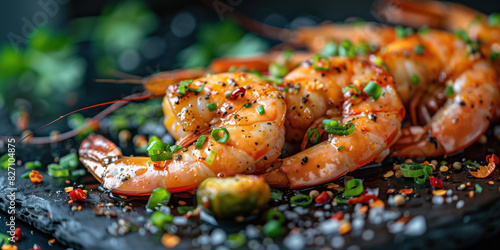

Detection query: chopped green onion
(170, 145), (183, 154)
(150, 211), (173, 228)
(490, 51), (499, 62)
(355, 42), (371, 55)
(418, 26), (430, 34)
(488, 13), (500, 26)
(343, 179), (364, 197)
(414, 44), (425, 55)
(404, 27), (414, 36)
(60, 153), (78, 170)
(211, 128), (230, 144)
(269, 63), (288, 78)
(48, 163), (69, 178)
(400, 163), (433, 184)
(207, 148), (219, 165)
(267, 209), (285, 224)
(270, 188), (283, 200)
(256, 105), (265, 115)
(395, 26), (406, 38)
(440, 161), (448, 166)
(411, 74), (420, 85)
(312, 54), (330, 71)
(307, 129), (320, 145)
(321, 41), (338, 56)
(195, 135), (207, 149)
(177, 80), (193, 96)
(323, 122), (355, 136)
(374, 56), (384, 66)
(1, 154), (13, 169)
(243, 103), (252, 108)
(147, 187), (171, 210)
(445, 86), (454, 98)
(283, 49), (294, 62)
(338, 39), (356, 58)
(338, 145), (345, 151)
(475, 184), (483, 193)
(177, 206), (195, 214)
(71, 169), (86, 177)
(228, 66), (237, 72)
(187, 82), (206, 94)
(0, 233), (10, 245)
(148, 140), (172, 161)
(21, 171), (31, 178)
(225, 234), (246, 249)
(463, 160), (481, 169)
(263, 220), (284, 237)
(250, 70), (283, 84)
(342, 86), (361, 94)
(322, 119), (339, 128)
(363, 81), (382, 100)
(206, 103), (217, 111)
(149, 136), (162, 145)
(26, 161), (42, 170)
(333, 195), (348, 204)
(290, 194), (312, 207)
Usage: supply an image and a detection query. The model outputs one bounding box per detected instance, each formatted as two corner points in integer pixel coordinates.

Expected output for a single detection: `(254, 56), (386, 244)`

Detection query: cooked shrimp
(263, 57), (405, 188)
(79, 73), (287, 195)
(384, 30), (498, 157)
(375, 0), (500, 74)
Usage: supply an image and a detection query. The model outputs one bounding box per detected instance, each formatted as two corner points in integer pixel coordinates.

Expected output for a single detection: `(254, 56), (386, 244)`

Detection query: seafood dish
(2, 0), (500, 249)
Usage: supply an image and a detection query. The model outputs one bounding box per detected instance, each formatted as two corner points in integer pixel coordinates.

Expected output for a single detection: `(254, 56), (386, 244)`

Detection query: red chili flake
(13, 228), (21, 242)
(230, 87), (246, 100)
(332, 211), (344, 221)
(486, 154), (499, 164)
(68, 188), (86, 201)
(348, 194), (379, 204)
(315, 191), (331, 204)
(429, 177), (443, 188)
(28, 244), (41, 250)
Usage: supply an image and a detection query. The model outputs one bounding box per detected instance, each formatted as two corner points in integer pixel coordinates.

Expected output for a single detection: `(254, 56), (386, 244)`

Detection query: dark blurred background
(0, 0), (499, 137)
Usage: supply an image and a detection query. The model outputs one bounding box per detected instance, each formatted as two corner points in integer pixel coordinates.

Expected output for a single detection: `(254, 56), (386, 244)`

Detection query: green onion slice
(400, 163), (433, 184)
(195, 135), (207, 149)
(333, 195), (348, 204)
(170, 145), (183, 154)
(207, 148), (219, 165)
(312, 54), (330, 71)
(269, 63), (288, 78)
(343, 179), (364, 197)
(270, 188), (283, 200)
(206, 103), (217, 111)
(307, 129), (320, 145)
(445, 86), (454, 98)
(147, 187), (171, 210)
(187, 82), (206, 94)
(211, 128), (230, 144)
(256, 105), (265, 115)
(414, 44), (424, 55)
(290, 194), (312, 207)
(411, 75), (419, 85)
(177, 206), (195, 214)
(263, 220), (284, 237)
(323, 122), (355, 136)
(363, 81), (382, 100)
(177, 80), (193, 95)
(26, 161), (42, 170)
(321, 41), (338, 56)
(267, 209), (285, 224)
(243, 103), (252, 108)
(342, 86), (361, 94)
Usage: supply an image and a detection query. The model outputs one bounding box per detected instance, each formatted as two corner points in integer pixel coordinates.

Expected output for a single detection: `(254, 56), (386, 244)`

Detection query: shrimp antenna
(227, 12), (293, 42)
(16, 92), (164, 145)
(95, 79), (144, 84)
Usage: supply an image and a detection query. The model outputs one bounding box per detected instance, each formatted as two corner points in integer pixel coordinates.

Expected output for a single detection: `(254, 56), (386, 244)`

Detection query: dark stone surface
(1, 130), (500, 250)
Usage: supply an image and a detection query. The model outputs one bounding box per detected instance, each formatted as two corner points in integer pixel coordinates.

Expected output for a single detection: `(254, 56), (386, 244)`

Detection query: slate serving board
(2, 128), (500, 250)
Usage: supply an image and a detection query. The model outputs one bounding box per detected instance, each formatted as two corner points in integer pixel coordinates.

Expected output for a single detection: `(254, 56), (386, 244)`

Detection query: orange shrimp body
(79, 73), (287, 195)
(264, 57), (405, 188)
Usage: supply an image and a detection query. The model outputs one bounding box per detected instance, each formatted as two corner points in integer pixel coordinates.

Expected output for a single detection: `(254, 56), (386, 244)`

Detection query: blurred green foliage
(178, 20), (269, 68)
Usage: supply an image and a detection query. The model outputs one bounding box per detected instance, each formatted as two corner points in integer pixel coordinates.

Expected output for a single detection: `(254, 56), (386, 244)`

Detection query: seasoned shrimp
(375, 0), (500, 73)
(263, 57), (405, 188)
(79, 73), (287, 195)
(382, 30), (498, 157)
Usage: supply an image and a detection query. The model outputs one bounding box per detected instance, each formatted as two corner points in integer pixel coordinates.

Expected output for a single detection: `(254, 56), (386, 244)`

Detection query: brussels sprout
(197, 175), (270, 219)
